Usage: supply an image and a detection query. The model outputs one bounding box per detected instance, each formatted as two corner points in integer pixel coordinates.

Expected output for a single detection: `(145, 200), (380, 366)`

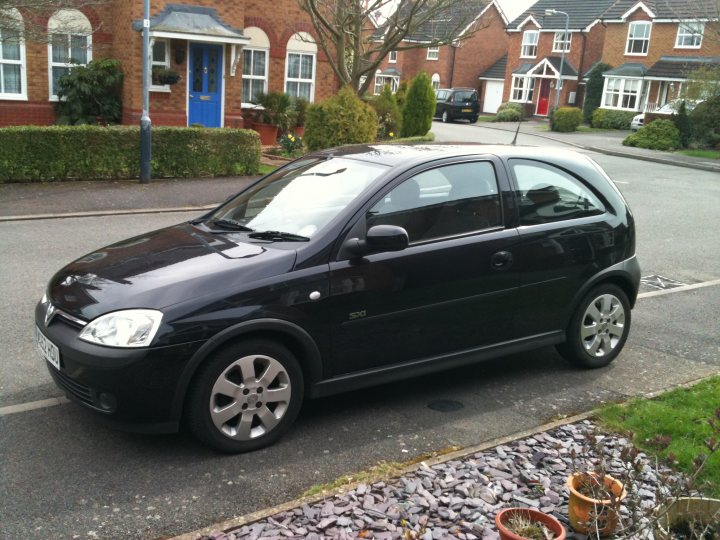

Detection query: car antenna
(511, 118), (522, 146)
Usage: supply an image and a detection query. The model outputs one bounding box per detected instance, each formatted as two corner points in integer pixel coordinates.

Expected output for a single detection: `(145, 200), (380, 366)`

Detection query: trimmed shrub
(591, 108), (636, 129)
(494, 102), (523, 122)
(401, 72), (435, 137)
(304, 86), (378, 151)
(0, 126), (261, 182)
(395, 80), (409, 111)
(689, 96), (720, 149)
(672, 100), (692, 148)
(623, 119), (680, 151)
(369, 84), (402, 140)
(583, 63), (612, 124)
(55, 59), (124, 125)
(551, 107), (583, 132)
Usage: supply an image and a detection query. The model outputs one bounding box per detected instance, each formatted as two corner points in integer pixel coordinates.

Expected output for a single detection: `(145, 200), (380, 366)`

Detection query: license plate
(462, 108), (472, 113)
(35, 325), (60, 370)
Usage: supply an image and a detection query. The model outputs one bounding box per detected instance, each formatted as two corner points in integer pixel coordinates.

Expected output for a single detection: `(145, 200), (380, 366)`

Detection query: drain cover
(640, 275), (687, 291)
(427, 399), (464, 412)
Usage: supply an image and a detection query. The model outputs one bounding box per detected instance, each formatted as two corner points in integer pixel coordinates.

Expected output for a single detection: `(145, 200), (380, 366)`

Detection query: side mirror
(344, 225), (409, 256)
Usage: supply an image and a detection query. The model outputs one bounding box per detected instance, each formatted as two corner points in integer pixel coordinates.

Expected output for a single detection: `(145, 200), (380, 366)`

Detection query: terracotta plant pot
(495, 507), (566, 540)
(294, 126), (305, 137)
(567, 472), (627, 535)
(252, 122), (278, 146)
(654, 497), (720, 539)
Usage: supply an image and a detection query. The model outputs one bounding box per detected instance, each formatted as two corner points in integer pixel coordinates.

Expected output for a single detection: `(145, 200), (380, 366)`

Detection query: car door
(326, 157), (519, 377)
(507, 158), (615, 337)
(435, 90), (449, 117)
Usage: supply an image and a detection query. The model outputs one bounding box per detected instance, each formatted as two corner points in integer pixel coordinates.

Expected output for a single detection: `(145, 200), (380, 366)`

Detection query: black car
(434, 88), (480, 123)
(36, 144), (640, 453)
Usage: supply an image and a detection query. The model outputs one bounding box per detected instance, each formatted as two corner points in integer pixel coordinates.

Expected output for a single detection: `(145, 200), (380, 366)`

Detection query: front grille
(49, 367), (95, 407)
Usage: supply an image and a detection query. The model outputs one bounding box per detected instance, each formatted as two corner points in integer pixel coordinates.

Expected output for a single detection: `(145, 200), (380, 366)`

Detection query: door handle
(491, 251), (513, 270)
(189, 94), (194, 98)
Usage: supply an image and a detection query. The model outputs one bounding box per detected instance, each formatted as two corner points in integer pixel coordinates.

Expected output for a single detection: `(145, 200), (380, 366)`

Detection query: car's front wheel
(556, 284), (631, 369)
(187, 340), (303, 453)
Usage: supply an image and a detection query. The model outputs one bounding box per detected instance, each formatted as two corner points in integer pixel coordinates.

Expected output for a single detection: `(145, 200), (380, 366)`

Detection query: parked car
(36, 144), (640, 453)
(434, 88), (480, 123)
(630, 99), (701, 131)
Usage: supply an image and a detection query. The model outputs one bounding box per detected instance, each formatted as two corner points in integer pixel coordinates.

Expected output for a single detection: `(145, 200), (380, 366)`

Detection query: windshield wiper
(298, 167), (347, 178)
(208, 218), (254, 231)
(248, 230), (310, 242)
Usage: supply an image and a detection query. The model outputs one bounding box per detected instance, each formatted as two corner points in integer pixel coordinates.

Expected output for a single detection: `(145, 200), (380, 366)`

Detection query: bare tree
(296, 0), (490, 95)
(1, 0), (105, 43)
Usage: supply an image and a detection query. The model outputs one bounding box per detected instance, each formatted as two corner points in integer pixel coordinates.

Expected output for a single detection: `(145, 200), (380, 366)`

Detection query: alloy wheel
(580, 294), (625, 357)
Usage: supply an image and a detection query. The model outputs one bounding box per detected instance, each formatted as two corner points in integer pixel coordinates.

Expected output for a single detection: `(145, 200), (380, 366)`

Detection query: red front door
(536, 79), (551, 116)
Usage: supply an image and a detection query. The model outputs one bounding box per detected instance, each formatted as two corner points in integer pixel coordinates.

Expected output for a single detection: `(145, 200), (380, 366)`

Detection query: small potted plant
(151, 66), (181, 85)
(292, 97), (308, 137)
(495, 508), (566, 540)
(566, 472), (626, 536)
(251, 91), (294, 145)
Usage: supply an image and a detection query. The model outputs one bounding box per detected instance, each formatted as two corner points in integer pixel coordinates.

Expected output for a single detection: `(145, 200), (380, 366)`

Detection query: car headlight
(78, 309), (163, 348)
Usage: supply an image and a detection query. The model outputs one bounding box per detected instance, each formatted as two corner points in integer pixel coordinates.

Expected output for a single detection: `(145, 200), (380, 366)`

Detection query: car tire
(469, 116), (478, 123)
(556, 284), (631, 369)
(186, 339), (304, 453)
(442, 111), (450, 123)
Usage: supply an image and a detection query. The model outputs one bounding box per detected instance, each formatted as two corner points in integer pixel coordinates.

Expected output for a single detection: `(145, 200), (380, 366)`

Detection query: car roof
(309, 143), (590, 169)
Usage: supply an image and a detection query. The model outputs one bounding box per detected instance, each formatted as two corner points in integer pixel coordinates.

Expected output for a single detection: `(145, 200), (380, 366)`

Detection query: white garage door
(482, 81), (504, 114)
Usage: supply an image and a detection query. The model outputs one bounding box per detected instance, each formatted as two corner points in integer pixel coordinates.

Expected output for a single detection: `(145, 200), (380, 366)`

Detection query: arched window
(0, 8), (26, 99)
(48, 9), (92, 99)
(431, 73), (441, 92)
(242, 27), (270, 104)
(285, 32), (316, 101)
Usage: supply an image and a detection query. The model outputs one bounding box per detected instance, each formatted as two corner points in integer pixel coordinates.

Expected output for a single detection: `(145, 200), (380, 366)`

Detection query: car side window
(510, 159), (605, 225)
(366, 162), (502, 243)
(436, 90), (448, 101)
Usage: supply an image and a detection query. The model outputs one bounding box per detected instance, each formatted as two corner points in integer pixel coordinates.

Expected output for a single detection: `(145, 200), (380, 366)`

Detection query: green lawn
(597, 376), (720, 498)
(678, 149), (720, 160)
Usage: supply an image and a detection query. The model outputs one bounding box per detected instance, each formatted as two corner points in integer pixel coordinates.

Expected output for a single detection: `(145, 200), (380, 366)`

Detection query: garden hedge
(494, 102), (523, 122)
(551, 107), (583, 132)
(0, 125), (261, 182)
(591, 108), (636, 130)
(623, 119), (680, 151)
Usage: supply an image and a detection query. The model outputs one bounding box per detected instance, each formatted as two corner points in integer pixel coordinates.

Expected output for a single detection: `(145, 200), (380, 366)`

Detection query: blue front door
(188, 44), (223, 127)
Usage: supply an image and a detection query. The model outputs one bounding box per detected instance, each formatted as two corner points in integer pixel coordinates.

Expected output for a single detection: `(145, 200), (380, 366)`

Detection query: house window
(242, 49), (268, 102)
(431, 73), (440, 91)
(374, 74), (399, 95)
(150, 39), (170, 91)
(552, 31), (571, 52)
(389, 50), (397, 63)
(675, 22), (704, 48)
(427, 46), (439, 60)
(625, 21), (651, 55)
(602, 77), (641, 110)
(0, 16), (25, 99)
(47, 9), (92, 99)
(511, 76), (533, 103)
(285, 32), (317, 101)
(521, 31), (539, 58)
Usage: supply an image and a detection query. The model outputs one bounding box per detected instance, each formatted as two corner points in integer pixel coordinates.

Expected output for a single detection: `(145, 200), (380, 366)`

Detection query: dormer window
(675, 22), (704, 48)
(626, 21), (651, 55)
(521, 30), (539, 58)
(552, 31), (571, 52)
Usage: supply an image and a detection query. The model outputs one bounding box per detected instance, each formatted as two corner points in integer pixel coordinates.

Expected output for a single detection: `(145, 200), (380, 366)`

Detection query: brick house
(0, 1), (339, 127)
(371, 0), (510, 114)
(503, 0), (615, 117)
(598, 0), (720, 114)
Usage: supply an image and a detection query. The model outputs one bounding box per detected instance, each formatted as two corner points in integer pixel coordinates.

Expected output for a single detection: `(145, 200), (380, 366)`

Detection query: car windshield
(207, 157), (388, 239)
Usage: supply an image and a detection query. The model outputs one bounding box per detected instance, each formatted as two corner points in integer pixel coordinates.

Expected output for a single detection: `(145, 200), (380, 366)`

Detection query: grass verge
(677, 149), (720, 160)
(257, 163), (278, 175)
(596, 376), (720, 498)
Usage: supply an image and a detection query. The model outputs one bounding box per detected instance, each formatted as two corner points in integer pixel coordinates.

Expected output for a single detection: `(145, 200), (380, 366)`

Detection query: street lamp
(140, 0), (152, 183)
(545, 8), (569, 112)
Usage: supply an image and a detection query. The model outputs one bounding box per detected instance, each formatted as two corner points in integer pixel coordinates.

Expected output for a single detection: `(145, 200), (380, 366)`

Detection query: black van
(434, 88), (480, 123)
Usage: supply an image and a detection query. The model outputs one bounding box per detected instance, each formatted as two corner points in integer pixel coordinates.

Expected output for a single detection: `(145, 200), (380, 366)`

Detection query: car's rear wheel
(442, 110), (450, 123)
(469, 116), (478, 123)
(556, 284), (631, 369)
(187, 340), (303, 453)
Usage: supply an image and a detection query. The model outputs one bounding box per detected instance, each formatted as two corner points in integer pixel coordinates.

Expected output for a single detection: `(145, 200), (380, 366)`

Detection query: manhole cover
(427, 399), (464, 412)
(640, 275), (687, 291)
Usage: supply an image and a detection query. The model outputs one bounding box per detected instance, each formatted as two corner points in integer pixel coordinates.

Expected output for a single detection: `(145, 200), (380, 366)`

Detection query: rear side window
(367, 161), (501, 243)
(436, 90), (449, 100)
(510, 159), (605, 225)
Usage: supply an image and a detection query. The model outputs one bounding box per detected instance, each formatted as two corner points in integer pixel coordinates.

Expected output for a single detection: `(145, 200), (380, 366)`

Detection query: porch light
(545, 8), (569, 111)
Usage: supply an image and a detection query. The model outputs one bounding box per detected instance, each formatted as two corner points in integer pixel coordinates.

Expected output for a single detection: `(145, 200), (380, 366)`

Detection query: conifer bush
(401, 72), (435, 137)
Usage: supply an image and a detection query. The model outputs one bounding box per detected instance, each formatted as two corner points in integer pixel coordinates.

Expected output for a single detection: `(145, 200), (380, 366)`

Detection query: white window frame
(675, 22), (704, 48)
(47, 10), (92, 101)
(374, 74), (399, 95)
(552, 31), (571, 53)
(150, 38), (171, 93)
(242, 47), (268, 103)
(510, 76), (534, 103)
(602, 77), (642, 110)
(0, 18), (27, 100)
(431, 73), (440, 91)
(426, 46), (439, 60)
(389, 50), (397, 63)
(521, 30), (539, 58)
(625, 21), (651, 56)
(285, 51), (316, 101)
